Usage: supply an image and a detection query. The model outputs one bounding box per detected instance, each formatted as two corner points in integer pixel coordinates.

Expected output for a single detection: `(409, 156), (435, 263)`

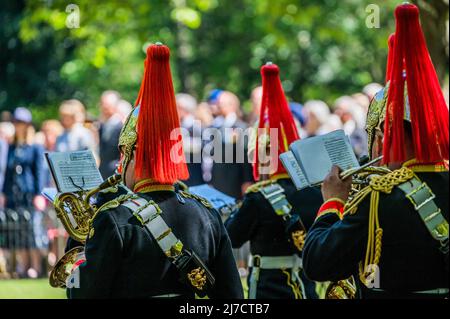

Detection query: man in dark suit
(209, 91), (254, 199)
(98, 90), (123, 179)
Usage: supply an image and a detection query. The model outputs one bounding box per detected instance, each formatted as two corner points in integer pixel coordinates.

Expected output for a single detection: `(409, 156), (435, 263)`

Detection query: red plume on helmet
(383, 3), (449, 164)
(385, 33), (396, 84)
(253, 63), (299, 181)
(134, 43), (189, 184)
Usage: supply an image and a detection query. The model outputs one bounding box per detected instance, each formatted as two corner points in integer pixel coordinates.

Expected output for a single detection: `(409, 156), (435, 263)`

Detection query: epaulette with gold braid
(179, 190), (213, 209)
(175, 180), (189, 192)
(245, 180), (274, 194)
(96, 193), (137, 213)
(369, 166), (414, 193)
(88, 193), (137, 238)
(344, 167), (415, 215)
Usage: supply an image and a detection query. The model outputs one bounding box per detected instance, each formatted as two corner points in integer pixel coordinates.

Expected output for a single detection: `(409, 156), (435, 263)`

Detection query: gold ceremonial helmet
(117, 106), (140, 178)
(365, 81), (411, 159)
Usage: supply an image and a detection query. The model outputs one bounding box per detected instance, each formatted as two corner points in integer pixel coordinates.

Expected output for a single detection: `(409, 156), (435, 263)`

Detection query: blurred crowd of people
(0, 83), (381, 279)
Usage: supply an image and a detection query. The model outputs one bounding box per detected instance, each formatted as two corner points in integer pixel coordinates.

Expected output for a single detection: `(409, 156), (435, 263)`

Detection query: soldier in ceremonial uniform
(302, 3), (449, 299)
(225, 63), (323, 299)
(67, 43), (243, 299)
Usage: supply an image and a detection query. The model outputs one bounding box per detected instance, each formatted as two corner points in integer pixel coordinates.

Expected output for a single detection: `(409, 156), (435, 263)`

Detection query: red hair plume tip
(395, 3), (419, 19)
(261, 63), (279, 76)
(147, 43), (170, 60)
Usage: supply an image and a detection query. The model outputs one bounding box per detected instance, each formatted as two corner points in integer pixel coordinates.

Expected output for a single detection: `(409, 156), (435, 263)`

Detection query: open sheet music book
(280, 129), (359, 190)
(45, 150), (104, 193)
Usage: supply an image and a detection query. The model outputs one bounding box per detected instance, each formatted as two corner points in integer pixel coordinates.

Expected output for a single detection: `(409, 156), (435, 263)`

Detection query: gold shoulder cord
(245, 180), (274, 194)
(179, 190), (213, 209)
(88, 193), (136, 238)
(343, 167), (415, 286)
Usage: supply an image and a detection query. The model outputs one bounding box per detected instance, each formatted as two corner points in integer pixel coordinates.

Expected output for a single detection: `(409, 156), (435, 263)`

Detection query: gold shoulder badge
(180, 191), (213, 209)
(245, 180), (273, 194)
(187, 267), (207, 291)
(291, 230), (306, 251)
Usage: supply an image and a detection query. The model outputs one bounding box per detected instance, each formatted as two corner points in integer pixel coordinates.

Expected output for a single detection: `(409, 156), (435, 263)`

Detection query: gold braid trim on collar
(134, 179), (175, 193)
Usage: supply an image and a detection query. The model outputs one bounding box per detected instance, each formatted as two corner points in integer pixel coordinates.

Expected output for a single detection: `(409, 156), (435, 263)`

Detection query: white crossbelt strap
(151, 293), (182, 298)
(397, 178), (449, 252)
(248, 255), (302, 269)
(122, 197), (182, 257)
(260, 183), (292, 216)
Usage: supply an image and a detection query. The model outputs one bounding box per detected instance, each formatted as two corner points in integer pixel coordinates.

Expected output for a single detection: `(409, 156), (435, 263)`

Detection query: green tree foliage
(0, 0), (448, 124)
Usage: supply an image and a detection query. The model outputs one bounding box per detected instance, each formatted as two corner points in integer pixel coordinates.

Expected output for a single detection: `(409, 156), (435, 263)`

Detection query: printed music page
(45, 150), (103, 193)
(290, 129), (359, 186)
(279, 151), (310, 190)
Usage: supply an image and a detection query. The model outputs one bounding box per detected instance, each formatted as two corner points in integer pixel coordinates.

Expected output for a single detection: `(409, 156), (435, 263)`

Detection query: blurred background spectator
(2, 107), (46, 278)
(248, 86), (263, 126)
(303, 100), (331, 137)
(210, 91), (254, 199)
(363, 82), (384, 101)
(176, 93), (204, 186)
(334, 95), (368, 158)
(117, 99), (133, 124)
(55, 100), (98, 156)
(98, 91), (123, 179)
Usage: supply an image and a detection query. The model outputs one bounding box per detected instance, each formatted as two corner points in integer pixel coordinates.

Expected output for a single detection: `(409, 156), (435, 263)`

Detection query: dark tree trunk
(412, 0), (449, 85)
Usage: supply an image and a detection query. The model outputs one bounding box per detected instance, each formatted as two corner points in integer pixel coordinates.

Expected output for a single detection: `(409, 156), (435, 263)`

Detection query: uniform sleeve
(209, 209), (244, 299)
(302, 198), (369, 282)
(67, 210), (123, 299)
(224, 193), (259, 248)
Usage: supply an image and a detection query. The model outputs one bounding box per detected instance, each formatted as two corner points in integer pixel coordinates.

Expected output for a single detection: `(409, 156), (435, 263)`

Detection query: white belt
(248, 254), (305, 299)
(248, 254), (303, 269)
(151, 293), (182, 298)
(415, 288), (449, 295)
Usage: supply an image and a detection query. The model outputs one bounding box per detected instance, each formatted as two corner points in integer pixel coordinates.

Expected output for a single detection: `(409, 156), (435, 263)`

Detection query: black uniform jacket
(225, 178), (322, 256)
(303, 169), (449, 299)
(225, 177), (323, 299)
(67, 189), (244, 299)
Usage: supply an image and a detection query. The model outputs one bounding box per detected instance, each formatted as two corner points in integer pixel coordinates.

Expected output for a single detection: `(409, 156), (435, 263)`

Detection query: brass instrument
(49, 174), (122, 288)
(49, 246), (84, 288)
(324, 163), (391, 299)
(325, 278), (357, 299)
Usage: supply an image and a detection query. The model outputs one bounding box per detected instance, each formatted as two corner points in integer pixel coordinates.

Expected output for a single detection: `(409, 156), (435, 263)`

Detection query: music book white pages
(280, 129), (359, 190)
(45, 150), (103, 193)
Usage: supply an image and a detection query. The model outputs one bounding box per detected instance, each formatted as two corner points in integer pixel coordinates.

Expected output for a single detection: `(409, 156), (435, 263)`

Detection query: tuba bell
(325, 278), (357, 299)
(49, 174), (122, 288)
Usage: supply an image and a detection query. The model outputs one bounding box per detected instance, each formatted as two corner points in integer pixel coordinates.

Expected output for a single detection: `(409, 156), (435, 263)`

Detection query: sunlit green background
(1, 0), (448, 125)
(0, 279), (65, 299)
(0, 0), (448, 299)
